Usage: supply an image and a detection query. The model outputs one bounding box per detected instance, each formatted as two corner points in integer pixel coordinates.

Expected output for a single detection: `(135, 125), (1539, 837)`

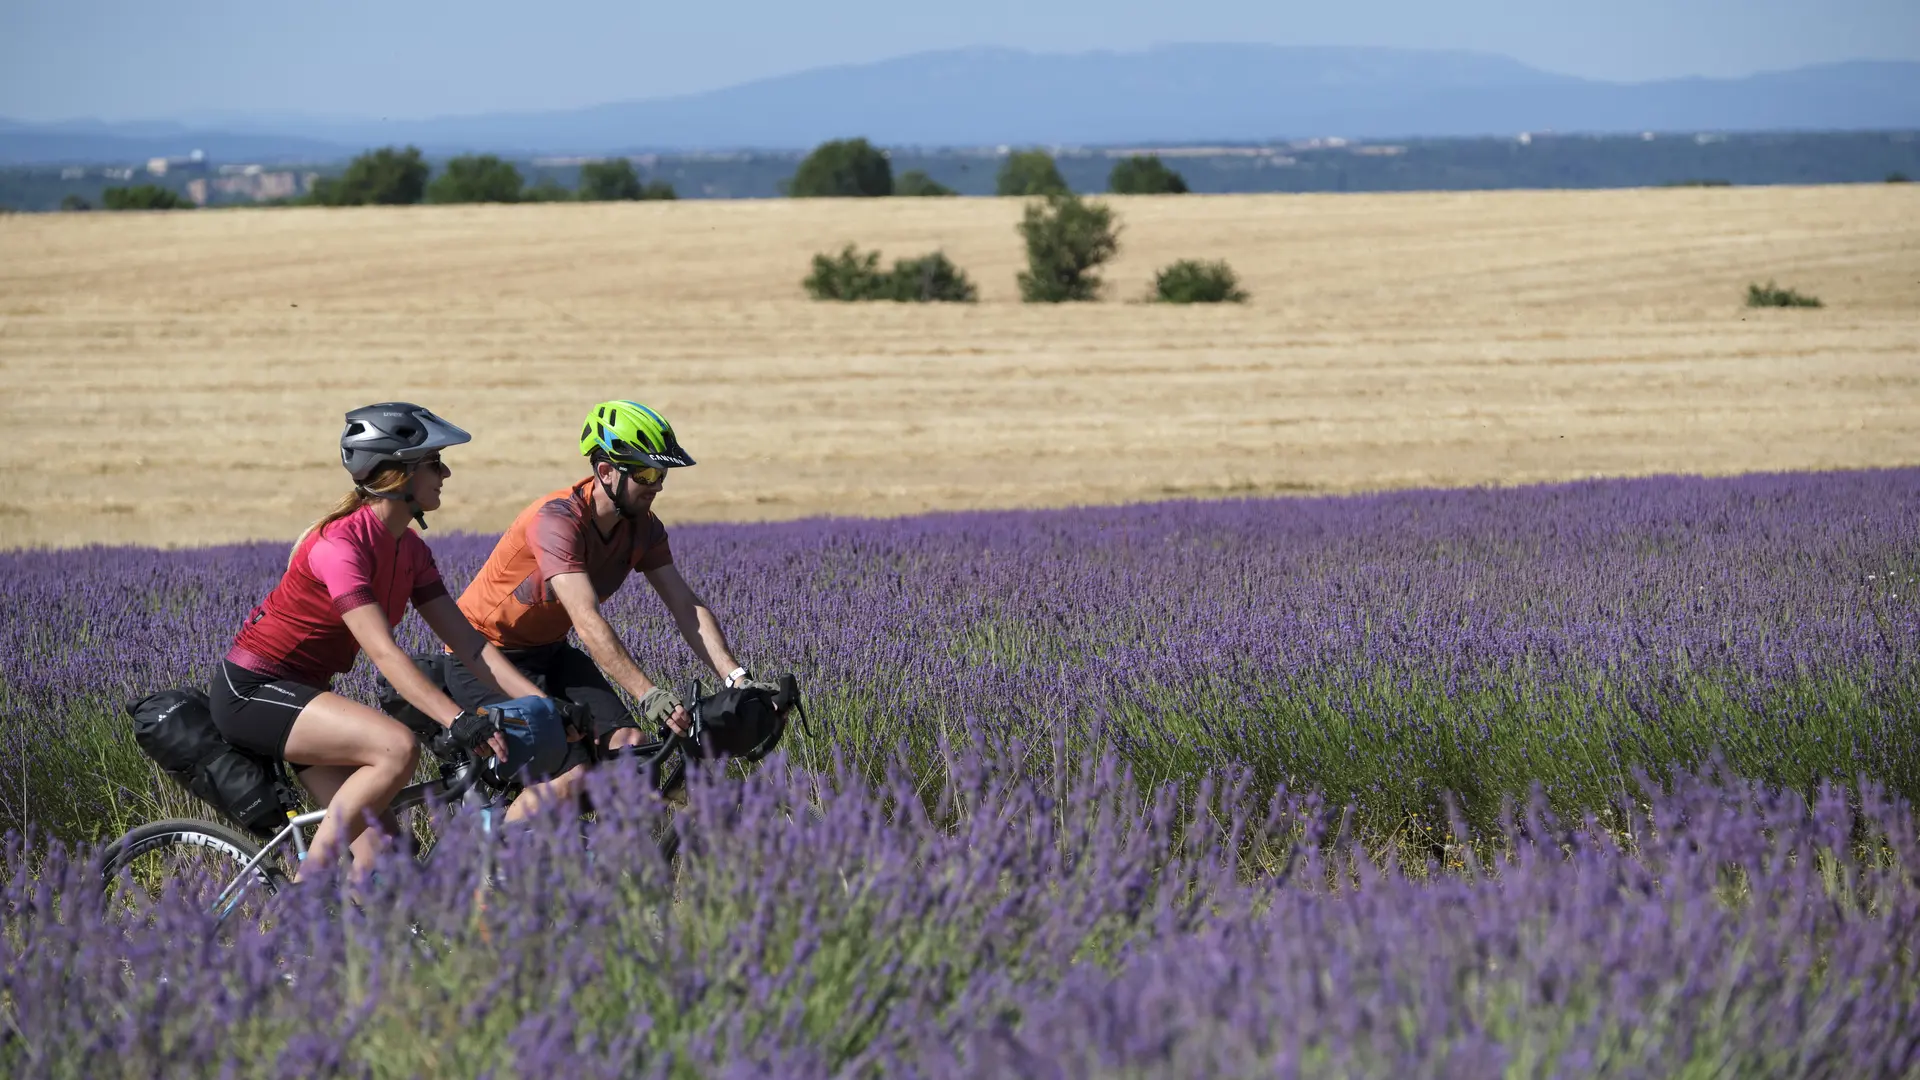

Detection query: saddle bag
(128, 687), (293, 840)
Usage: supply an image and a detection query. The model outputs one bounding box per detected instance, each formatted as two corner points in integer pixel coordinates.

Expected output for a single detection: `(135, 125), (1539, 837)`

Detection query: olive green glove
(639, 686), (684, 732)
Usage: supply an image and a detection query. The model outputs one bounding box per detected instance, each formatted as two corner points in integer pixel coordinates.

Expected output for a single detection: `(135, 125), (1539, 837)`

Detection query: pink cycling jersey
(227, 504), (448, 686)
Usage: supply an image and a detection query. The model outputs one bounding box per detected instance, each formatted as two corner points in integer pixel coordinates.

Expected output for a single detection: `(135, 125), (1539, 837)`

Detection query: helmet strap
(598, 466), (637, 521)
(356, 462), (431, 530)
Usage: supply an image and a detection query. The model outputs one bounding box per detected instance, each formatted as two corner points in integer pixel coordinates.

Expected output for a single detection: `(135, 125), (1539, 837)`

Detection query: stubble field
(1, 184), (1916, 549)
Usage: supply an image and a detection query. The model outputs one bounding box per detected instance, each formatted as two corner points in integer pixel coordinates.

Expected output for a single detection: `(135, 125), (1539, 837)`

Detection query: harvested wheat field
(1, 185), (1916, 548)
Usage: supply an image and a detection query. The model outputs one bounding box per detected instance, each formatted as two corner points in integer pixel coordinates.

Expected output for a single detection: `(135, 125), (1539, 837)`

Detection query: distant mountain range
(4, 45), (1918, 165)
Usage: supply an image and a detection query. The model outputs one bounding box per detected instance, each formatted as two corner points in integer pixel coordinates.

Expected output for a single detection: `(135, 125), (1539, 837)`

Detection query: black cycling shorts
(444, 641), (639, 774)
(210, 659), (324, 760)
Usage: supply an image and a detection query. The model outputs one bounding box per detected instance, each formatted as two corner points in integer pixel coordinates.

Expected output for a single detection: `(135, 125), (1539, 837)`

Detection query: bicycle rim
(101, 819), (288, 927)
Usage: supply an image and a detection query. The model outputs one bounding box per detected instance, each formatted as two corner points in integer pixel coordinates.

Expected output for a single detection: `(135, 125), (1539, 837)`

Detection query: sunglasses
(618, 464), (668, 486)
(413, 454), (450, 476)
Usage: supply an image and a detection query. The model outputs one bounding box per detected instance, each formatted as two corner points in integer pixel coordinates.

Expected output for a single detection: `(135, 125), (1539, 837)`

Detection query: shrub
(1152, 259), (1247, 303)
(426, 154), (524, 203)
(1659, 178), (1733, 188)
(100, 184), (192, 210)
(1016, 193), (1120, 303)
(804, 245), (889, 300)
(1888, 172), (1912, 183)
(638, 181), (677, 201)
(1108, 155), (1189, 195)
(578, 158), (642, 200)
(59, 194), (91, 212)
(1746, 280), (1823, 308)
(895, 170), (956, 197)
(997, 150), (1069, 197)
(886, 252), (977, 302)
(788, 138), (892, 198)
(803, 244), (976, 302)
(310, 146), (428, 206)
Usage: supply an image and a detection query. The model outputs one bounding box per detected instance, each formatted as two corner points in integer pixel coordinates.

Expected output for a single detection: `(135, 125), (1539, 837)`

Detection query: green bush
(887, 252), (977, 301)
(1108, 155), (1189, 195)
(100, 184), (192, 210)
(1152, 259), (1248, 303)
(803, 244), (977, 302)
(895, 170), (956, 197)
(637, 180), (677, 200)
(1016, 193), (1120, 303)
(59, 194), (91, 212)
(1888, 172), (1912, 183)
(427, 154), (524, 204)
(1746, 280), (1823, 308)
(521, 178), (575, 203)
(310, 146), (429, 206)
(788, 138), (893, 197)
(997, 150), (1069, 197)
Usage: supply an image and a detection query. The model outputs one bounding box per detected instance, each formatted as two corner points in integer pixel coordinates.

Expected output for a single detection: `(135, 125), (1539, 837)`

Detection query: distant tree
(1889, 172), (1913, 183)
(579, 159), (644, 200)
(521, 178), (576, 202)
(788, 138), (893, 197)
(1108, 155), (1190, 195)
(638, 180), (678, 200)
(997, 150), (1069, 197)
(60, 194), (92, 212)
(895, 170), (956, 197)
(101, 184), (192, 210)
(1016, 193), (1119, 302)
(310, 146), (429, 206)
(426, 154), (525, 203)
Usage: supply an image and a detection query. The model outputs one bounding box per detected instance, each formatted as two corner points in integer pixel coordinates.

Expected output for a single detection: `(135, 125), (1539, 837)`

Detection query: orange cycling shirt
(457, 477), (673, 650)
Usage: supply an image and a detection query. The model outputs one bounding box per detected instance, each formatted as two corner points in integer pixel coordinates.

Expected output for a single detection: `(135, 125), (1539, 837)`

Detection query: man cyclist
(446, 400), (768, 811)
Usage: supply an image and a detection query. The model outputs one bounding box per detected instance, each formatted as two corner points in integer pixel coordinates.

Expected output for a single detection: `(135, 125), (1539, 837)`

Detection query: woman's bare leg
(282, 693), (419, 878)
(298, 765), (407, 868)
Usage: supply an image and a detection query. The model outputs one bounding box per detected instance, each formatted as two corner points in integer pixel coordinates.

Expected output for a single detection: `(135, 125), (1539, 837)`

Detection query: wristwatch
(723, 666), (749, 689)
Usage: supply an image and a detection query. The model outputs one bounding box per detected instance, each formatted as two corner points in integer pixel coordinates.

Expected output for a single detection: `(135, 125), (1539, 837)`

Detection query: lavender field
(3, 468), (1917, 846)
(3, 470), (1920, 1075)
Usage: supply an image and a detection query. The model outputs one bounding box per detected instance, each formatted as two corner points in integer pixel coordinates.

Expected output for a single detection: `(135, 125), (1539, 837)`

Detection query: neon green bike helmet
(579, 400), (695, 470)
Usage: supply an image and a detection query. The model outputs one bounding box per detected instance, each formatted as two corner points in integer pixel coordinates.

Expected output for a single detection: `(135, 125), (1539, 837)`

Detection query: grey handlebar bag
(128, 687), (296, 840)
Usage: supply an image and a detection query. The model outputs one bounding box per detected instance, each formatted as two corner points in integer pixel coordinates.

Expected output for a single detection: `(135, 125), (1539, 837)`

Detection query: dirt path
(2, 186), (1916, 548)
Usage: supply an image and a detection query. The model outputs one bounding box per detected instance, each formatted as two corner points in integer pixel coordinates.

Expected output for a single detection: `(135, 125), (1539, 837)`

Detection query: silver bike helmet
(339, 403), (471, 483)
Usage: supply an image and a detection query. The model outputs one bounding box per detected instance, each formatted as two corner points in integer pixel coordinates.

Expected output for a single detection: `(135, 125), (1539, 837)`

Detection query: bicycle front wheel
(101, 818), (289, 924)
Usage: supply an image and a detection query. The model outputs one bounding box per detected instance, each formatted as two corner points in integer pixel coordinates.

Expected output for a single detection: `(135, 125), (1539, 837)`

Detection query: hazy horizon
(3, 0), (1918, 124)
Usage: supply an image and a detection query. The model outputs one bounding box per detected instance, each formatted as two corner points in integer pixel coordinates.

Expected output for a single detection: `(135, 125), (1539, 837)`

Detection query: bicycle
(100, 674), (804, 925)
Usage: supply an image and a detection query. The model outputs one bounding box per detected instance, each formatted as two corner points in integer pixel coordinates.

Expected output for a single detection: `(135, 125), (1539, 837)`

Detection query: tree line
(785, 138), (1189, 198)
(306, 148), (676, 205)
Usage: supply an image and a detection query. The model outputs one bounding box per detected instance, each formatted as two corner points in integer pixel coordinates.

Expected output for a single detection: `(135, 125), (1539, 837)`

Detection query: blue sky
(3, 0), (1916, 122)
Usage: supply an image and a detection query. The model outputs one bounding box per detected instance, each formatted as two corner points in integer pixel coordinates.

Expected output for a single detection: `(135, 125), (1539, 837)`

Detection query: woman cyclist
(210, 402), (556, 877)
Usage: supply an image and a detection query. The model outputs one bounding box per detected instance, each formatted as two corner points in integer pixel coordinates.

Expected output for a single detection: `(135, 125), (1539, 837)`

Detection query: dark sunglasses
(618, 464), (667, 485)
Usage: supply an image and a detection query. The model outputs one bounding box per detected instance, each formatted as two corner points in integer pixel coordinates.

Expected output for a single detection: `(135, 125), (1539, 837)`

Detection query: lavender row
(6, 746), (1917, 1077)
(3, 468), (1918, 843)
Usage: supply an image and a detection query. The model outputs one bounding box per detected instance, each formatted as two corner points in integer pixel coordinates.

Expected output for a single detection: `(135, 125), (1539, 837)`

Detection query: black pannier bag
(129, 687), (293, 840)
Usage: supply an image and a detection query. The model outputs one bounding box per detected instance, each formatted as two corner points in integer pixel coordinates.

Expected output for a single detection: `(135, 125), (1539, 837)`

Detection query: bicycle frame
(206, 763), (486, 922)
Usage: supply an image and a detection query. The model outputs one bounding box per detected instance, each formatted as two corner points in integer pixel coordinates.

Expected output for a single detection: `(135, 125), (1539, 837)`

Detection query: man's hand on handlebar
(447, 709), (509, 761)
(640, 686), (689, 736)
